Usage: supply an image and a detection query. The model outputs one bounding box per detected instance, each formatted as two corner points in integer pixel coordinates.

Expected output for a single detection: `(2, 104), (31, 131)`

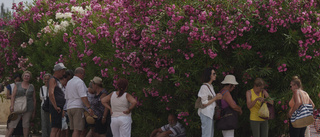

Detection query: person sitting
(150, 114), (186, 137)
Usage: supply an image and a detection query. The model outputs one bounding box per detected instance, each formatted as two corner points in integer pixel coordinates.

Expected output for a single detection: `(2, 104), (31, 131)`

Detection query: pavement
(0, 124), (40, 137)
(0, 123), (319, 136)
(310, 123), (320, 137)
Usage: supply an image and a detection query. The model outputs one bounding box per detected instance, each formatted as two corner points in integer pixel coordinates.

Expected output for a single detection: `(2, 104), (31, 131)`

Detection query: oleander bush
(1, 0), (320, 136)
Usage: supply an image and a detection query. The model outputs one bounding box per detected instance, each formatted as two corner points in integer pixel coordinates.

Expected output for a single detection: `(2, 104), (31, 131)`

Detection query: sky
(1, 0), (34, 12)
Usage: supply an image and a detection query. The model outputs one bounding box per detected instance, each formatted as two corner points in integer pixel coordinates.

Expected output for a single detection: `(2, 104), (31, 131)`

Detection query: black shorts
(94, 118), (107, 134)
(49, 104), (62, 129)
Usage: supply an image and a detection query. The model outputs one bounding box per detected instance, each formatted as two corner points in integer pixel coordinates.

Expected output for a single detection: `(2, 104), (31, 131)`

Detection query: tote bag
(216, 106), (239, 130)
(291, 104), (314, 128)
(13, 96), (27, 113)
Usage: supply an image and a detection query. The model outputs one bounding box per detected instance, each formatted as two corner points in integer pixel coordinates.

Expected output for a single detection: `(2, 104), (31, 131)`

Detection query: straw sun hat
(221, 75), (239, 85)
(84, 111), (98, 124)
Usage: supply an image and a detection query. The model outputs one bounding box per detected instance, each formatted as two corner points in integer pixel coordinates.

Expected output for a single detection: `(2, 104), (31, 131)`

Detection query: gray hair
(43, 73), (52, 79)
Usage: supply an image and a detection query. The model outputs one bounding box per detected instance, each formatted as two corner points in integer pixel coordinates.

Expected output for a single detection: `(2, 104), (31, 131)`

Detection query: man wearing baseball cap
(48, 63), (67, 137)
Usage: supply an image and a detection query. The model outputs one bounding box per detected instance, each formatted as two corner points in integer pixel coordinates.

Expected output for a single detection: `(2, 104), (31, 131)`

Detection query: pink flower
(148, 78), (152, 83)
(168, 67), (175, 74)
(37, 32), (41, 38)
(284, 120), (288, 123)
(278, 101), (281, 104)
(28, 38), (34, 45)
(166, 107), (170, 110)
(21, 42), (27, 48)
(245, 20), (250, 25)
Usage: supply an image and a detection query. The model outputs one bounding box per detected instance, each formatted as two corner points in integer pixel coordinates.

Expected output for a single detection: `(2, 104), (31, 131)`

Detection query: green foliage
(1, 0), (320, 136)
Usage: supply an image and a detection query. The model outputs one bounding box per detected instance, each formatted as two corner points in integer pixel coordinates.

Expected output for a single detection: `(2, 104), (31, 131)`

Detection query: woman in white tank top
(102, 78), (137, 137)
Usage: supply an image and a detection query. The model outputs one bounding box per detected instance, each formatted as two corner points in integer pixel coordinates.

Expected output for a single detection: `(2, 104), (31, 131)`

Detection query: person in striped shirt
(150, 114), (186, 137)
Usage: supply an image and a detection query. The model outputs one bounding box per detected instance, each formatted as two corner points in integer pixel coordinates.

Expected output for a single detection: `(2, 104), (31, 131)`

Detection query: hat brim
(221, 82), (239, 85)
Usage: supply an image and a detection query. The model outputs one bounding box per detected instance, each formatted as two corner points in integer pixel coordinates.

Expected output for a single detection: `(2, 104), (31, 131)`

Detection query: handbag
(290, 91), (314, 128)
(195, 84), (214, 109)
(214, 90), (228, 120)
(13, 84), (30, 114)
(267, 103), (275, 119)
(216, 106), (239, 130)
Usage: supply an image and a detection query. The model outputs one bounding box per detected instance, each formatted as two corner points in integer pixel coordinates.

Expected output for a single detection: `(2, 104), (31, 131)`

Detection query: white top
(65, 76), (88, 109)
(110, 92), (131, 117)
(197, 83), (216, 119)
(10, 83), (15, 91)
(39, 85), (48, 106)
(61, 87), (68, 111)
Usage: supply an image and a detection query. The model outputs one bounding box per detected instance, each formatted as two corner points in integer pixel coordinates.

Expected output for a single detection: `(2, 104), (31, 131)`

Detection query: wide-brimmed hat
(53, 63), (67, 71)
(90, 76), (102, 85)
(221, 75), (239, 85)
(8, 113), (18, 121)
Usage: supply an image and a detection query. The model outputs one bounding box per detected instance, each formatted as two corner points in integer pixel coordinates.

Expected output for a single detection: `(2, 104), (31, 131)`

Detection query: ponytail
(116, 78), (128, 97)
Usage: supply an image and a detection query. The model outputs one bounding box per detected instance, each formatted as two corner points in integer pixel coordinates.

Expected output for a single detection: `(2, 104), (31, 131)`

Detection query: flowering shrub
(1, 0), (320, 136)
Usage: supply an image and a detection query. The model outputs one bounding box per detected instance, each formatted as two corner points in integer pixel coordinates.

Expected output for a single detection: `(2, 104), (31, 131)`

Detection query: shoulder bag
(195, 84), (214, 109)
(13, 84), (29, 114)
(290, 91), (314, 128)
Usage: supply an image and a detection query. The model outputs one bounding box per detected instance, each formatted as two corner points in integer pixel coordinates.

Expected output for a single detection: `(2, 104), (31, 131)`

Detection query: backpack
(41, 86), (50, 112)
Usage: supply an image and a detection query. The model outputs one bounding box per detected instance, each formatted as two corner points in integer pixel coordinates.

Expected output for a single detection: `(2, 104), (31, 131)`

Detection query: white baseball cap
(53, 63), (67, 71)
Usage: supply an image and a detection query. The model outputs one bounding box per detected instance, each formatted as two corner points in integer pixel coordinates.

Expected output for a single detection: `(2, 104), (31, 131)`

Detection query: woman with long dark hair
(197, 67), (222, 137)
(102, 78), (137, 137)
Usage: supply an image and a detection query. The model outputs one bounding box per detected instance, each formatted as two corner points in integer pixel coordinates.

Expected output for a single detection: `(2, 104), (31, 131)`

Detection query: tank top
(48, 76), (66, 107)
(110, 91), (130, 117)
(249, 89), (265, 121)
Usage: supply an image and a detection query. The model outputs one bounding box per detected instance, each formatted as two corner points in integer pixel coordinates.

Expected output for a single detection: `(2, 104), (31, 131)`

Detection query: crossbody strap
(40, 86), (44, 97)
(204, 84), (214, 96)
(221, 90), (228, 96)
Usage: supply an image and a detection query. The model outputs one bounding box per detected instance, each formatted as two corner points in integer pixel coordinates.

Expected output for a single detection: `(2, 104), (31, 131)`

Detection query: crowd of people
(2, 63), (138, 137)
(0, 64), (315, 137)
